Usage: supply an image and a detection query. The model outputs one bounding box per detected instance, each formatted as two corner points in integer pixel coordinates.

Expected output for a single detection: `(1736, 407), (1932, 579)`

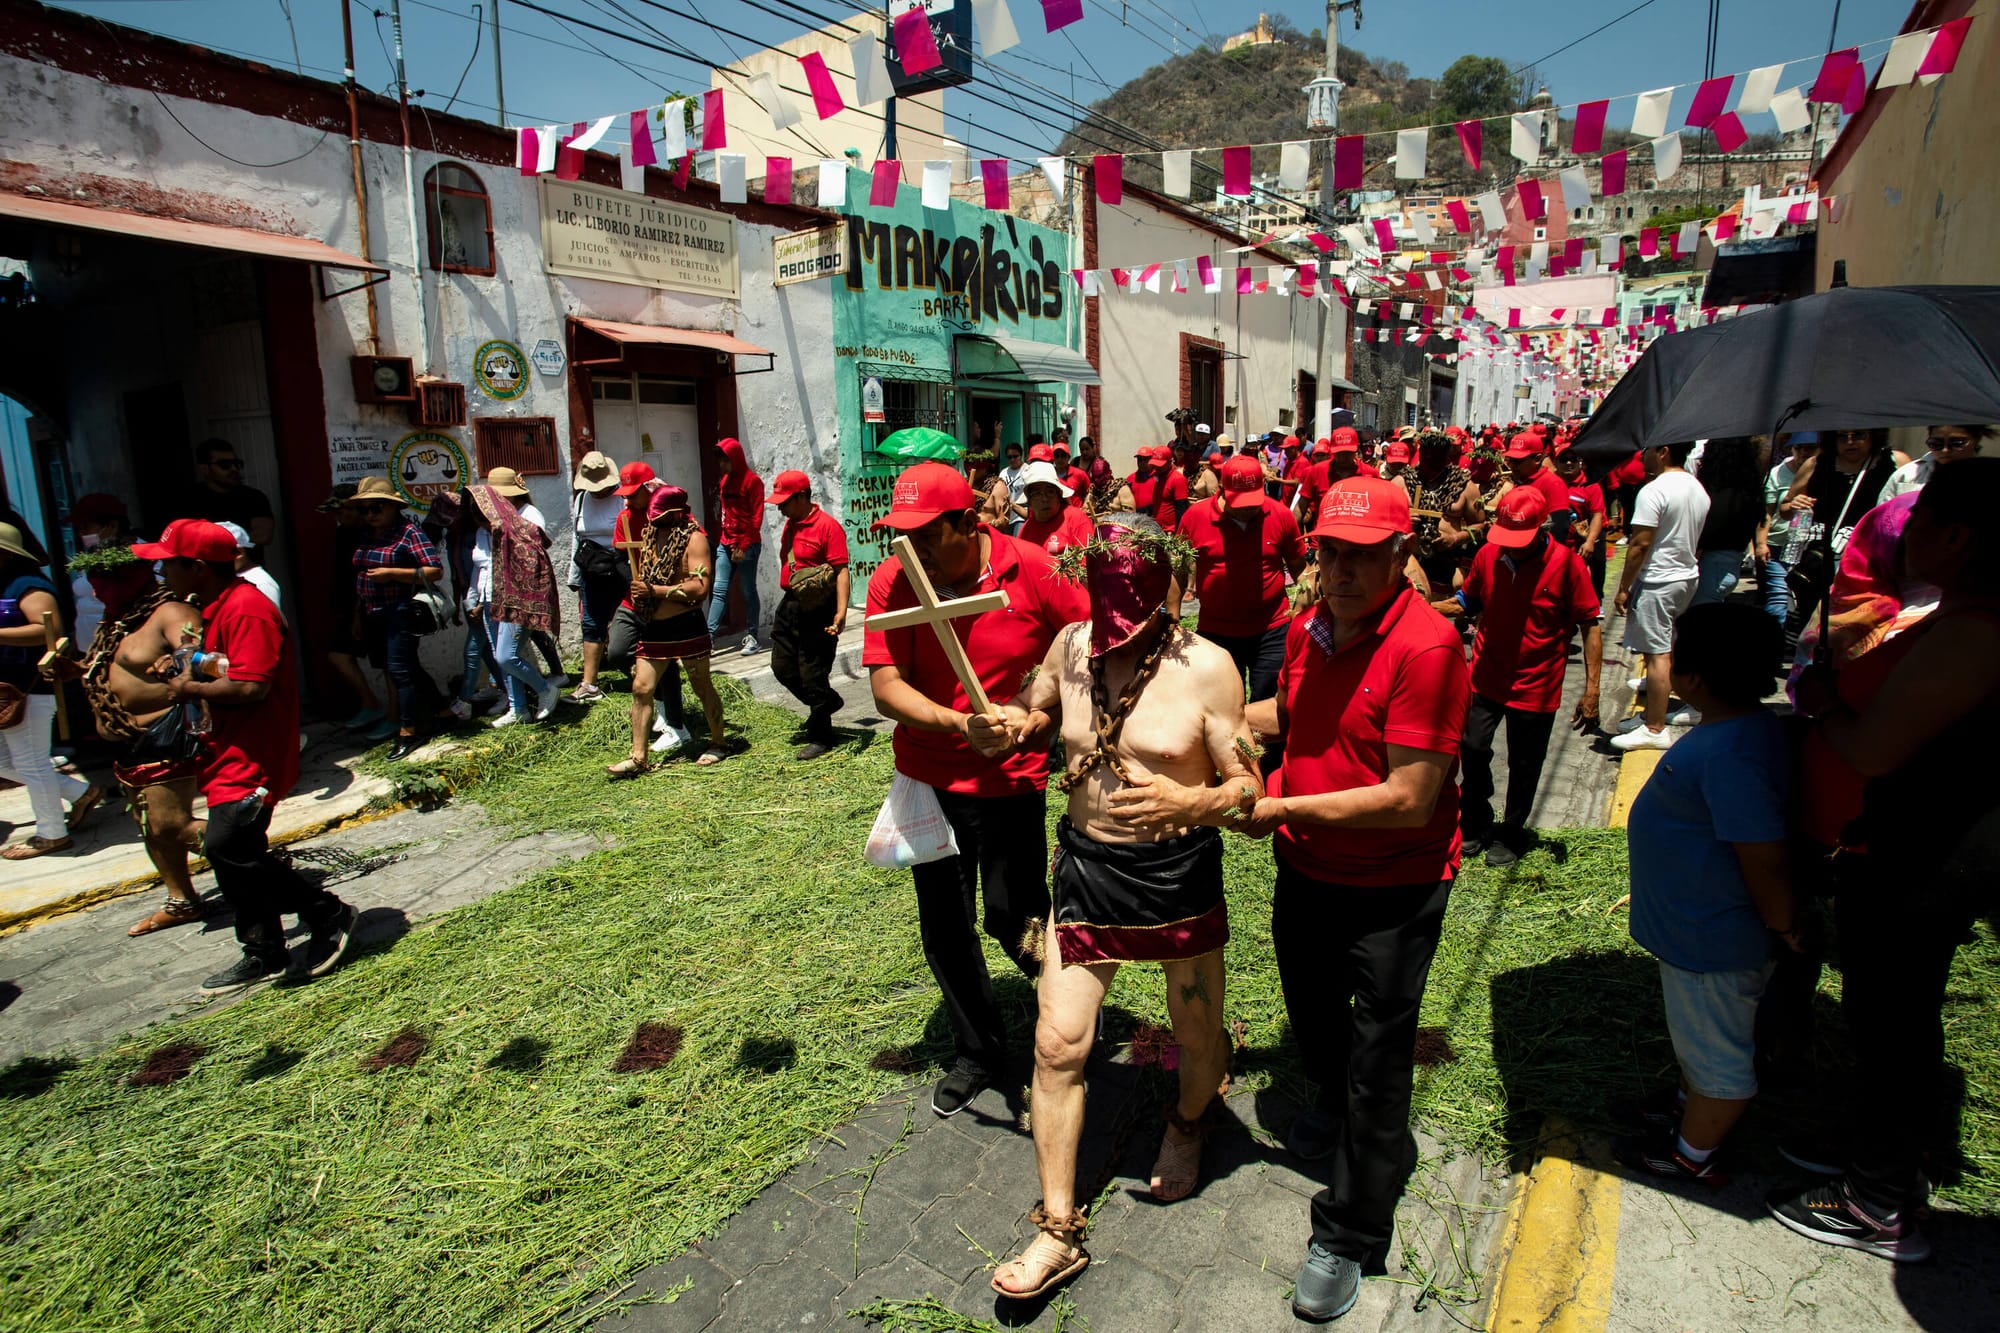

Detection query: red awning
(572, 317), (772, 358)
(0, 191), (385, 271)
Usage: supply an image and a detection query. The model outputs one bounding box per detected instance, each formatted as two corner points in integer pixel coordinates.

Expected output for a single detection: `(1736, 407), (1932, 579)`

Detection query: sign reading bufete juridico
(538, 178), (739, 298)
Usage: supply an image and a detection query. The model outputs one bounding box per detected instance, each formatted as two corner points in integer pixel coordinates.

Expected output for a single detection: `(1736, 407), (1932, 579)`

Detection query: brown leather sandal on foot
(991, 1204), (1089, 1300)
(67, 784), (108, 833)
(2, 836), (73, 860)
(1149, 1107), (1208, 1202)
(128, 896), (208, 937)
(605, 755), (649, 780)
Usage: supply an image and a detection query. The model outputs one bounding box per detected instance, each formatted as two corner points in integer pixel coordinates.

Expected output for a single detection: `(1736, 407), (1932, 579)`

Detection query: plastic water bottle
(170, 628), (228, 734)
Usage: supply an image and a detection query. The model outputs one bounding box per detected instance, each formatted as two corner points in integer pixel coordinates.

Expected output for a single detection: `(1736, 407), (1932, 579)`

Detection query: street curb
(0, 800), (409, 938)
(1482, 1117), (1623, 1333)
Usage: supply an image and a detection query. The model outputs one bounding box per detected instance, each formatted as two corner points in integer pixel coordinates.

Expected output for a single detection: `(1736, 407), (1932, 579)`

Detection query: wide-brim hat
(1018, 460), (1073, 498)
(353, 476), (408, 506)
(0, 521), (41, 564)
(485, 467), (531, 498)
(572, 450), (619, 493)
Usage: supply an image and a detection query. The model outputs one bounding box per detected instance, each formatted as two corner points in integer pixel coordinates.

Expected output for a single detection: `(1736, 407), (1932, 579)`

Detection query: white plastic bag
(865, 772), (961, 869)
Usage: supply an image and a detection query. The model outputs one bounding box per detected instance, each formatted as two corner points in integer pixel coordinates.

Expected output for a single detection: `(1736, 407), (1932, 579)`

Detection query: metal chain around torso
(1056, 618), (1177, 795)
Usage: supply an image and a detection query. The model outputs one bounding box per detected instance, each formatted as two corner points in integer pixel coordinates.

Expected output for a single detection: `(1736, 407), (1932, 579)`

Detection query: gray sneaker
(1292, 1241), (1360, 1322)
(739, 634), (763, 656)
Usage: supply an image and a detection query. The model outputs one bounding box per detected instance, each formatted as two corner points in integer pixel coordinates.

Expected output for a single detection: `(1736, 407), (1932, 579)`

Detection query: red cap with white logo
(873, 462), (978, 531)
(1309, 477), (1413, 544)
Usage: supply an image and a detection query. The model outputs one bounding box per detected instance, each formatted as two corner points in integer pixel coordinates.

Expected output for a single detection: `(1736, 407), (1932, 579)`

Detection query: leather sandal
(1149, 1106), (1208, 1202)
(991, 1204), (1088, 1300)
(605, 755), (649, 780)
(67, 784), (108, 833)
(2, 836), (74, 860)
(128, 896), (208, 937)
(695, 747), (727, 767)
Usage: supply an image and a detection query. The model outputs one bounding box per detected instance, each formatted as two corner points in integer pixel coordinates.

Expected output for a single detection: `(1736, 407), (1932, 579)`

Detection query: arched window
(425, 162), (494, 275)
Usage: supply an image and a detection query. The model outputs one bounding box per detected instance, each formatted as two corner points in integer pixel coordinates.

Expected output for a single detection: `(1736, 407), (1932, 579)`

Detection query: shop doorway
(590, 375), (702, 496)
(968, 394), (1025, 456)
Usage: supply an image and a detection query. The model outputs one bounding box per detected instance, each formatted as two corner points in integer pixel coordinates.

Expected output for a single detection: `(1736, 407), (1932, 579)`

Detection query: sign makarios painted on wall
(539, 178), (739, 298)
(843, 218), (1063, 326)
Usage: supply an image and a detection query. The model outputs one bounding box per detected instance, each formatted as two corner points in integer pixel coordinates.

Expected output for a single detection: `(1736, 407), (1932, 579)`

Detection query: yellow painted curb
(0, 800), (409, 938)
(1606, 749), (1662, 830)
(1484, 1118), (1623, 1333)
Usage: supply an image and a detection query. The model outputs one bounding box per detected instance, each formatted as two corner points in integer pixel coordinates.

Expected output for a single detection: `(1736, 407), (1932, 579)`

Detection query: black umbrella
(1571, 285), (2000, 460)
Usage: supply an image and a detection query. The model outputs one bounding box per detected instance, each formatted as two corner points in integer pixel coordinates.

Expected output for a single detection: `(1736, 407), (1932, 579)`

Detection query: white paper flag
(661, 101), (687, 159)
(1270, 268), (1293, 296)
(568, 115), (616, 152)
(1280, 141), (1311, 191)
(921, 160), (952, 209)
(1510, 112), (1543, 165)
(619, 142), (647, 193)
(1631, 87), (1673, 139)
(1530, 240), (1549, 263)
(849, 32), (893, 107)
(1202, 262), (1221, 295)
(1652, 133), (1683, 182)
(1144, 266), (1162, 293)
(1411, 212), (1436, 246)
(1358, 298), (1373, 315)
(1395, 128), (1428, 179)
(716, 152), (747, 203)
(970, 0), (1021, 55)
(1082, 270), (1101, 297)
(1582, 252), (1598, 275)
(750, 72), (801, 130)
(818, 158), (847, 207)
(1769, 87), (1812, 134)
(534, 124), (560, 172)
(1600, 235), (1620, 266)
(1677, 220), (1699, 254)
(1039, 156), (1067, 205)
(1876, 31), (1931, 88)
(1339, 224), (1368, 254)
(1398, 302), (1414, 319)
(1475, 190), (1506, 233)
(1162, 150), (1192, 199)
(1174, 259), (1189, 293)
(1559, 166), (1591, 212)
(1737, 63), (1783, 114)
(1424, 269), (1442, 290)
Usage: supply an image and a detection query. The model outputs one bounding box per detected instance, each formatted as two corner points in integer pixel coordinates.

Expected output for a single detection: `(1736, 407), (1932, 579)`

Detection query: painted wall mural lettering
(843, 220), (1064, 325)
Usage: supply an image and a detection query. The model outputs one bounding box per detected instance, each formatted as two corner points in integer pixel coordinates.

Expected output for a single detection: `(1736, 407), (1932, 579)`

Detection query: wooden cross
(864, 534), (1010, 716)
(621, 535), (696, 607)
(38, 611), (70, 741)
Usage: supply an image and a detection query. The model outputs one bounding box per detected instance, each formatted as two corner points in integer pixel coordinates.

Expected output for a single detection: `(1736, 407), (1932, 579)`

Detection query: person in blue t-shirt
(1617, 602), (1798, 1184)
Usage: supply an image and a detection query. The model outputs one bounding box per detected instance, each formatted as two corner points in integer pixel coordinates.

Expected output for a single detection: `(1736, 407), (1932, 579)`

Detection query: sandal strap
(162, 896), (204, 917)
(1166, 1105), (1211, 1139)
(1027, 1202), (1089, 1243)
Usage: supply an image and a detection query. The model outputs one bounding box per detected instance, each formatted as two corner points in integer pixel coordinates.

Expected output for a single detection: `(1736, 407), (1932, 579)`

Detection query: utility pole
(490, 0), (506, 127)
(389, 0), (432, 373)
(1305, 0), (1360, 438)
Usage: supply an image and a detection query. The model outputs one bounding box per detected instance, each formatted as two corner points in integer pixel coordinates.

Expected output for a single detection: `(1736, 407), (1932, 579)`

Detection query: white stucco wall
(1091, 195), (1321, 472)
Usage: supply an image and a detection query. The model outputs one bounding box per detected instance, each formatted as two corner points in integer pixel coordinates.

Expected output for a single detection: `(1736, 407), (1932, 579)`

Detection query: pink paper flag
(1517, 177), (1544, 221)
(981, 159), (1009, 210)
(517, 126), (540, 176)
(627, 110), (657, 166)
(1236, 267), (1254, 295)
(1111, 267), (1130, 289)
(1563, 237), (1584, 267)
(1685, 76), (1732, 129)
(1787, 200), (1814, 224)
(1298, 265), (1316, 295)
(1445, 199), (1473, 234)
(1139, 262), (1160, 285)
(1451, 266), (1471, 283)
(1602, 308), (1617, 326)
(1841, 63), (1867, 115)
(555, 123), (585, 181)
(1094, 154), (1123, 205)
(1712, 112), (1748, 153)
(1919, 16), (1973, 76)
(1714, 212), (1738, 242)
(1455, 120), (1482, 170)
(894, 6), (943, 74)
(1601, 149), (1627, 197)
(1371, 217), (1396, 250)
(1508, 309), (1521, 328)
(764, 157), (792, 205)
(1639, 226), (1659, 257)
(1549, 256), (1568, 277)
(1571, 100), (1608, 154)
(1041, 0), (1083, 33)
(672, 150), (693, 191)
(1809, 48), (1860, 102)
(870, 158), (901, 206)
(1549, 309), (1566, 322)
(1497, 244), (1515, 285)
(1222, 146), (1252, 196)
(1195, 255), (1216, 288)
(801, 51), (844, 120)
(702, 90), (726, 150)
(1306, 231), (1336, 253)
(1334, 135), (1364, 191)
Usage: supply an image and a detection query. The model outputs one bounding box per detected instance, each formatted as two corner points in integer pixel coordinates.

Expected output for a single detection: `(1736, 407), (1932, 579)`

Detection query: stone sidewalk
(593, 1059), (1501, 1333)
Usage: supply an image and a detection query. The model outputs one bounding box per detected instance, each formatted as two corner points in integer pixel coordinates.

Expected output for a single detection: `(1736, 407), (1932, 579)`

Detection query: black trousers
(1204, 623), (1289, 703)
(771, 592), (841, 743)
(1272, 858), (1451, 1264)
(1459, 694), (1557, 834)
(204, 793), (345, 965)
(910, 787), (1050, 1075)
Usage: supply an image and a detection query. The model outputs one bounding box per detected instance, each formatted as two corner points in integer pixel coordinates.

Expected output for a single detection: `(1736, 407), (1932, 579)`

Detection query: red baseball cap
(615, 460), (657, 496)
(1383, 442), (1412, 464)
(1281, 434), (1303, 451)
(1027, 443), (1056, 463)
(1218, 455), (1266, 508)
(874, 461), (977, 531)
(1139, 444), (1173, 461)
(1329, 427), (1361, 454)
(770, 469), (811, 503)
(1503, 432), (1546, 459)
(1309, 477), (1413, 544)
(1488, 486), (1549, 548)
(130, 518), (238, 563)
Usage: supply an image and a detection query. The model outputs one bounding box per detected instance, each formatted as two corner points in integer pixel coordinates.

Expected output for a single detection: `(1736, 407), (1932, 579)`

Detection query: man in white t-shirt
(217, 521), (282, 610)
(997, 440), (1028, 533)
(1612, 440), (1709, 751)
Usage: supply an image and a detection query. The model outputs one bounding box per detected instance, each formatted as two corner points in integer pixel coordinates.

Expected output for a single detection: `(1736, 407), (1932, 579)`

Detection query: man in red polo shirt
(1050, 441), (1091, 512)
(770, 470), (851, 761)
(139, 519), (358, 995)
(1179, 455), (1306, 701)
(1450, 488), (1602, 868)
(866, 462), (1090, 1117)
(1127, 444), (1189, 533)
(1294, 428), (1375, 522)
(1503, 431), (1574, 543)
(1241, 477), (1469, 1323)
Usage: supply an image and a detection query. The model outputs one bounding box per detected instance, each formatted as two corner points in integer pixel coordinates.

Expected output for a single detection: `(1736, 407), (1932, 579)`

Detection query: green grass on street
(2, 680), (1996, 1330)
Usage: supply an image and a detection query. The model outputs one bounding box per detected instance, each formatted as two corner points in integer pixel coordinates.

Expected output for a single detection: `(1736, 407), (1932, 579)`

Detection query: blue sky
(52, 0), (1915, 163)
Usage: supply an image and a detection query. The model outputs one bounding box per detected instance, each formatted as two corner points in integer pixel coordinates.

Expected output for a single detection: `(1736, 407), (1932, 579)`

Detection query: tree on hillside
(1436, 55), (1522, 121)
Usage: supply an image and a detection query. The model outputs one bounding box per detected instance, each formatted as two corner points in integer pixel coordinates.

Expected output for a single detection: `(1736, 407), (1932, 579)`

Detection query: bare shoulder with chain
(1056, 620), (1254, 844)
(95, 597), (198, 734)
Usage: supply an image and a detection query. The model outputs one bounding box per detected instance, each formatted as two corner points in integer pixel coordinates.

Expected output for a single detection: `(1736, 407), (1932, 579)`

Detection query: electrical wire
(1509, 0), (1665, 77)
(441, 3), (483, 114)
(147, 89), (334, 166)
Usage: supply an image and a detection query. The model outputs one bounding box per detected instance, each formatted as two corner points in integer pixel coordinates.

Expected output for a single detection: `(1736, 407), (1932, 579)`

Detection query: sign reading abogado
(538, 178), (739, 298)
(774, 223), (847, 286)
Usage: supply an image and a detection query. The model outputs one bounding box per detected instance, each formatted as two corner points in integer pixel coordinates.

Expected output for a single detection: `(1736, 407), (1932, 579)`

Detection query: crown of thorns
(1051, 522), (1196, 585)
(65, 544), (142, 575)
